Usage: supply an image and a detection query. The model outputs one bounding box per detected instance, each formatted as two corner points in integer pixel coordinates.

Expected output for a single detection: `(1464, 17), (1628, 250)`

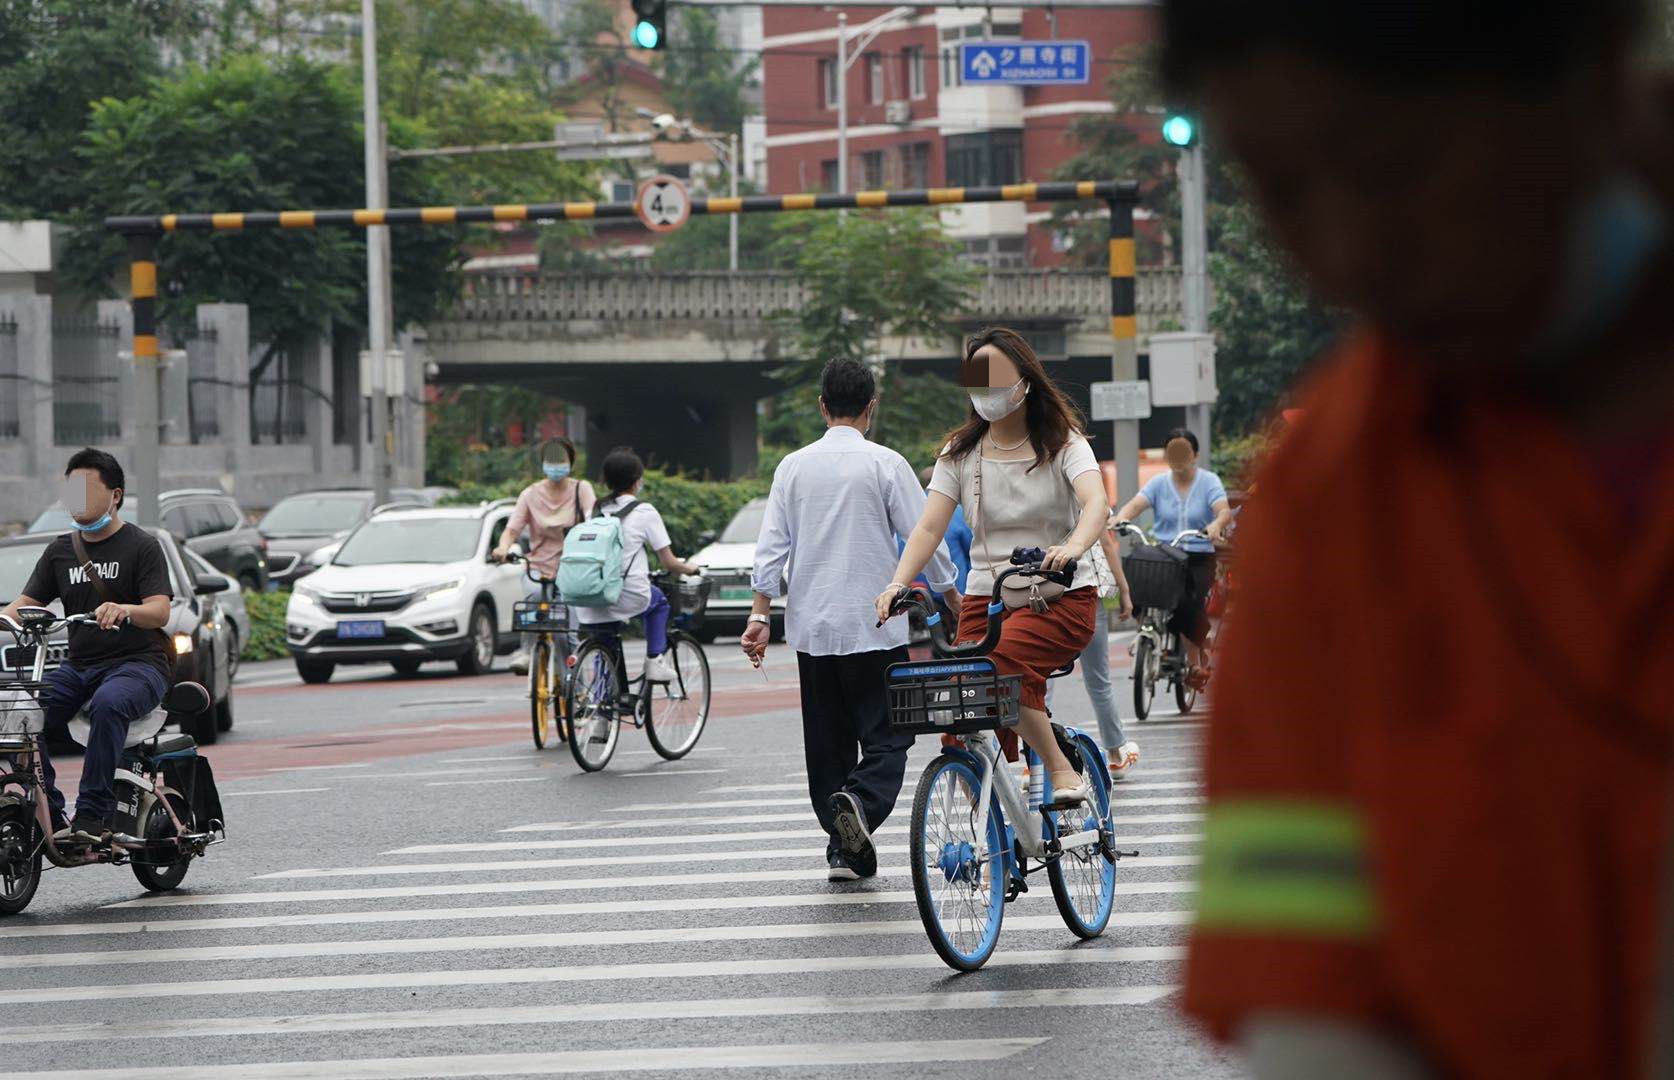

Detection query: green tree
(558, 0), (632, 133)
(61, 54), (460, 359)
(648, 182), (779, 271)
(656, 8), (759, 134)
(1208, 198), (1341, 435)
(0, 0), (205, 219)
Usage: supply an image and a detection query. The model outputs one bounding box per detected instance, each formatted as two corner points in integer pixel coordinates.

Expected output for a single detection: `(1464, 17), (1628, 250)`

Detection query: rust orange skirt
(950, 587), (1098, 758)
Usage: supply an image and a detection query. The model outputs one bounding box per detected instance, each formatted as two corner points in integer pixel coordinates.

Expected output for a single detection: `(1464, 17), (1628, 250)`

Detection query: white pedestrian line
(219, 788), (329, 798)
(0, 988), (1174, 1046)
(0, 883), (1200, 941)
(616, 746), (729, 757)
(1, 912), (1198, 971)
(386, 827), (1201, 855)
(264, 762), (373, 773)
(258, 847), (1201, 879)
(618, 768), (729, 778)
(449, 754), (540, 764)
(500, 810), (1206, 834)
(606, 794), (1204, 812)
(424, 775), (549, 788)
(706, 774), (1199, 794)
(0, 1039), (1046, 1079)
(0, 947), (1184, 1006)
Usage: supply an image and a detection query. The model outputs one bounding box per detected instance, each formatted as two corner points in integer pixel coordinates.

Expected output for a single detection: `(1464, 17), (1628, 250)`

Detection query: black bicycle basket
(887, 658), (1021, 736)
(513, 599), (570, 633)
(1122, 544), (1190, 611)
(652, 574), (711, 618)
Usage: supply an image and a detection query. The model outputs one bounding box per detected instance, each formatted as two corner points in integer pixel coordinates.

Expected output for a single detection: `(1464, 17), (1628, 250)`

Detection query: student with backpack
(565, 447), (698, 683)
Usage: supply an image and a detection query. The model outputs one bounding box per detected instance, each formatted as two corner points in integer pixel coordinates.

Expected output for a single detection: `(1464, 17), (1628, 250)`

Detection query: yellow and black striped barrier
(106, 178), (1139, 351)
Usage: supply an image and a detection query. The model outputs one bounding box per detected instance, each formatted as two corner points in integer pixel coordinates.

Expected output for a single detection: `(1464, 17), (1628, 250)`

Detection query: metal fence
(249, 341), (307, 444)
(183, 323), (219, 443)
(0, 316), (18, 439)
(51, 316), (122, 445)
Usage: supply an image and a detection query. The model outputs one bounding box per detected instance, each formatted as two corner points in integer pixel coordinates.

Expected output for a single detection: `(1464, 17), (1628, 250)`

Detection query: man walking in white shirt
(741, 358), (959, 881)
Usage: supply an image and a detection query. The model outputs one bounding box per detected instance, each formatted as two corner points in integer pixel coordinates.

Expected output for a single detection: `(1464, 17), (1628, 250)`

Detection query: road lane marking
(500, 810), (1206, 833)
(604, 795), (1205, 812)
(107, 867), (1193, 909)
(0, 1039), (1048, 1078)
(257, 848), (1201, 879)
(0, 948), (1182, 1005)
(706, 774), (1199, 794)
(424, 776), (549, 787)
(263, 762), (373, 772)
(385, 827), (1201, 854)
(219, 788), (329, 798)
(0, 989), (1171, 1045)
(619, 768), (729, 777)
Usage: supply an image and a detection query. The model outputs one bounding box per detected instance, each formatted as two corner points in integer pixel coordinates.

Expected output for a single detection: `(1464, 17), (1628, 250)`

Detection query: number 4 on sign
(635, 174), (691, 233)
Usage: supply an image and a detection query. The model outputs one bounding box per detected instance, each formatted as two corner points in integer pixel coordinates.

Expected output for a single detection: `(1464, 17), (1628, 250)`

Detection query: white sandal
(1109, 741), (1140, 781)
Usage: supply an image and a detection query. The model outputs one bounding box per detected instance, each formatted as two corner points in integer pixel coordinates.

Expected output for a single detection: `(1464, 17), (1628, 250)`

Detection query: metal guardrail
(448, 268), (1185, 328)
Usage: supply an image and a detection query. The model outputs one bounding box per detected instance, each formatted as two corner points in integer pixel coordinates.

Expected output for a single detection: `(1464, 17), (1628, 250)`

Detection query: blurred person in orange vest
(1163, 0), (1674, 1076)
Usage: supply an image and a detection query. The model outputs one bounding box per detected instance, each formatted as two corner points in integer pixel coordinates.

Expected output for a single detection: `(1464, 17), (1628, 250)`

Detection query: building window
(609, 180), (633, 203)
(902, 142), (931, 189)
(820, 159), (840, 193)
(867, 54), (884, 104)
(860, 150), (885, 191)
(905, 46), (926, 99)
(818, 58), (838, 109)
(945, 130), (1023, 188)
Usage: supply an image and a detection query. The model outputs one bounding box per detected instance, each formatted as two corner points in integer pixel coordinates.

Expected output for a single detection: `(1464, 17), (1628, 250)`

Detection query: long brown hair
(940, 327), (1086, 472)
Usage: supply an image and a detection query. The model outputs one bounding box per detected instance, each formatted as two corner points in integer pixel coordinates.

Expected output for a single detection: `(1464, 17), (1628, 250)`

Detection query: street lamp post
(834, 7), (915, 196)
(360, 0), (393, 506)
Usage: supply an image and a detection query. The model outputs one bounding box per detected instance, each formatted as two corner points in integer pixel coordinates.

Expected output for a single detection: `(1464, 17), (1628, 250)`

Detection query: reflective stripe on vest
(1195, 799), (1377, 938)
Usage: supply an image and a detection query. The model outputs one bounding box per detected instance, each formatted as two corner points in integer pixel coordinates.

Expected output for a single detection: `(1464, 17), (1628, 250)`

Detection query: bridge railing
(451, 268), (1185, 329)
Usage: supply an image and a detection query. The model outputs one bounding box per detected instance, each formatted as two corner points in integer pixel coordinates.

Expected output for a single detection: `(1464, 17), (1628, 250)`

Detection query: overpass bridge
(425, 268), (1186, 477)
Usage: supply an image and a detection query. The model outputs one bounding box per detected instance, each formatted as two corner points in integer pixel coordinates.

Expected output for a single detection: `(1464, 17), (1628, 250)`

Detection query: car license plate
(718, 586), (752, 601)
(337, 620), (385, 639)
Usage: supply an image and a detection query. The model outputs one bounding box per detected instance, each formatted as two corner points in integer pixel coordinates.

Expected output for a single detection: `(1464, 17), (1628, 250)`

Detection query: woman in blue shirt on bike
(1112, 427), (1233, 687)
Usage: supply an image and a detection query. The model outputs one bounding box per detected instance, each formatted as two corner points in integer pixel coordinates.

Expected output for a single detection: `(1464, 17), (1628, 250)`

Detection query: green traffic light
(1162, 114), (1196, 148)
(632, 19), (661, 48)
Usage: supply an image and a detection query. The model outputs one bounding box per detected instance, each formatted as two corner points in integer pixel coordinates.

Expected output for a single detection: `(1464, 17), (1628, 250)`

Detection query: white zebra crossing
(383, 826), (1203, 855)
(500, 809), (1205, 833)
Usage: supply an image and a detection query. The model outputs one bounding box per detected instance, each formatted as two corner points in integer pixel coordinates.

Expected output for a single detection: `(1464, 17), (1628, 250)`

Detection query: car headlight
(291, 585), (320, 607)
(172, 633), (194, 655)
(418, 578), (464, 602)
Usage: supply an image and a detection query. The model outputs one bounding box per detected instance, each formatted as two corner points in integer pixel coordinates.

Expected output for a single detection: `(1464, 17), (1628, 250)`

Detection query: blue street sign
(959, 40), (1090, 86)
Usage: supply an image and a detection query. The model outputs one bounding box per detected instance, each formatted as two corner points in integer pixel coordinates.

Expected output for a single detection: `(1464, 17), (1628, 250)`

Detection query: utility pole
(1177, 137), (1211, 465)
(361, 0), (393, 505)
(836, 12), (847, 195)
(728, 131), (739, 271)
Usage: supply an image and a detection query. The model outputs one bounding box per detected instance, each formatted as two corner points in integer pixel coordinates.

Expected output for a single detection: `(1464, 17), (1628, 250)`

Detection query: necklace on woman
(987, 429), (1030, 452)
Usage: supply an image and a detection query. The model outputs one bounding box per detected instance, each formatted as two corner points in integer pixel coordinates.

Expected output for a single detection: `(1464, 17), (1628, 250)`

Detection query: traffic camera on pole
(631, 0), (667, 49)
(1161, 111), (1198, 149)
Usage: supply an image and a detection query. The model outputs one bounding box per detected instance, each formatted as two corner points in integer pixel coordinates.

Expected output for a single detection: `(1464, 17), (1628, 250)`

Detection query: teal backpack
(557, 500), (643, 608)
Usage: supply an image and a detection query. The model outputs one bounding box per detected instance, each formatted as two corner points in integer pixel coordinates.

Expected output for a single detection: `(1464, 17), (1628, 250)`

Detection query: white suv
(284, 503), (527, 683)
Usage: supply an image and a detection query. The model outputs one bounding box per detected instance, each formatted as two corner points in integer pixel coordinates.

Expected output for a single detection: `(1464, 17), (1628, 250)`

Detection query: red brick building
(759, 5), (1158, 267)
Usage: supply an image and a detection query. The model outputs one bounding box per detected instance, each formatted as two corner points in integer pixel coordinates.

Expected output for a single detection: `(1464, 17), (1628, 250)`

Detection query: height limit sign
(1090, 380), (1152, 422)
(635, 175), (690, 232)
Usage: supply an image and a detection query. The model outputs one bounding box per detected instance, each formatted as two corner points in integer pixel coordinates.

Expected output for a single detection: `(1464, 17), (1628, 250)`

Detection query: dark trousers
(1167, 552), (1218, 647)
(37, 660), (167, 820)
(796, 646), (913, 855)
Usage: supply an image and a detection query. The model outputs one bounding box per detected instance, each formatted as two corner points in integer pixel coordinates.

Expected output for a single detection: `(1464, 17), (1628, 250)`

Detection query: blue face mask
(542, 463), (571, 482)
(69, 495), (114, 534)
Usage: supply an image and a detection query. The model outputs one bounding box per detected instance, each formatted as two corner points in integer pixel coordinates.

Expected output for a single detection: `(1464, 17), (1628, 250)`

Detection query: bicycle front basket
(1122, 544), (1191, 612)
(886, 658), (1021, 736)
(513, 600), (569, 633)
(0, 685), (46, 735)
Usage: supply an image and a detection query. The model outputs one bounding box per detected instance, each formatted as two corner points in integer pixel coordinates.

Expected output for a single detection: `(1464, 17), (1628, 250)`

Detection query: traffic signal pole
(1108, 199), (1139, 506)
(1178, 138), (1211, 466)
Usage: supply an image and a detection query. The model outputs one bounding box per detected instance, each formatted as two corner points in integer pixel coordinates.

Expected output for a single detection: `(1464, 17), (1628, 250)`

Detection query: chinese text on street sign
(959, 40), (1090, 86)
(1090, 380), (1152, 422)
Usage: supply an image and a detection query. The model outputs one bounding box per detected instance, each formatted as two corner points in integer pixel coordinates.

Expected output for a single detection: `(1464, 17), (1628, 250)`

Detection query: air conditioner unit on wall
(885, 100), (911, 125)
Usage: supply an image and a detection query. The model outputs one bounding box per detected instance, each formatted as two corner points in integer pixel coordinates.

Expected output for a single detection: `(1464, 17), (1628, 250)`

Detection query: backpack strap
(69, 530), (119, 607)
(607, 500), (646, 578)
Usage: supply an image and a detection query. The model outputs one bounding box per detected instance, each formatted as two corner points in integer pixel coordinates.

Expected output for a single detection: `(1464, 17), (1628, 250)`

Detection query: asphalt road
(1, 634), (1245, 1080)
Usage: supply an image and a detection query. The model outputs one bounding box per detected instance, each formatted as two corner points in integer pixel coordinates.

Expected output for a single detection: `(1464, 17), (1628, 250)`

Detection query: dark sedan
(258, 488), (431, 587)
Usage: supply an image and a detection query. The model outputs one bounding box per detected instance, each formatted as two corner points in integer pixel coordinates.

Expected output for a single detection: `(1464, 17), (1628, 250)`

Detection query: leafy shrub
(1210, 431), (1272, 492)
(242, 590), (292, 662)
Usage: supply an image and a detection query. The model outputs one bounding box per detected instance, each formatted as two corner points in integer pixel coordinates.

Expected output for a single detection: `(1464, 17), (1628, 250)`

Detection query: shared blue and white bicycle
(883, 550), (1127, 972)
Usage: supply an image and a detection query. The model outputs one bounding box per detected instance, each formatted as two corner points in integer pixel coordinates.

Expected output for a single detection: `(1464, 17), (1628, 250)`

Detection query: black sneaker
(827, 850), (860, 882)
(828, 791), (877, 878)
(58, 812), (109, 845)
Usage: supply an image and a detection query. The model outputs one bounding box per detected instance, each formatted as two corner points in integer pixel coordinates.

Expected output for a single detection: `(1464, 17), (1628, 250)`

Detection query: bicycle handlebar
(881, 547), (1078, 659)
(0, 610), (109, 639)
(1113, 522), (1212, 548)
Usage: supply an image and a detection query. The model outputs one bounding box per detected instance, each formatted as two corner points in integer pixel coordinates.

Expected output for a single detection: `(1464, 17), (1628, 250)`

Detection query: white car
(688, 497), (785, 643)
(283, 503), (527, 683)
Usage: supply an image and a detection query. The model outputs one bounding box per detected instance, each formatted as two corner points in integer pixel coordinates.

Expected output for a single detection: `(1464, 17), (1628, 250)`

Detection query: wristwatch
(747, 613), (771, 626)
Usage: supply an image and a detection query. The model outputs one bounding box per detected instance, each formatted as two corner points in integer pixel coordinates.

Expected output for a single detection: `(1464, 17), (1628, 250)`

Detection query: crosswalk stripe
(500, 810), (1206, 834)
(256, 847), (1202, 879)
(0, 947), (1184, 1006)
(0, 987), (1174, 1046)
(605, 795), (1204, 812)
(383, 828), (1203, 855)
(2, 913), (1197, 972)
(706, 778), (1199, 794)
(3, 884), (1201, 940)
(107, 867), (1196, 909)
(0, 1038), (1048, 1079)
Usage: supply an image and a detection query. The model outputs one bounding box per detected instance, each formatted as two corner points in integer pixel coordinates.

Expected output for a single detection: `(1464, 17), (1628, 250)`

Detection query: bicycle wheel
(1172, 633), (1198, 715)
(0, 798), (41, 916)
(910, 753), (1006, 972)
(1132, 635), (1156, 720)
(132, 792), (193, 893)
(1046, 738), (1116, 938)
(565, 641), (622, 772)
(645, 631), (710, 760)
(529, 638), (553, 749)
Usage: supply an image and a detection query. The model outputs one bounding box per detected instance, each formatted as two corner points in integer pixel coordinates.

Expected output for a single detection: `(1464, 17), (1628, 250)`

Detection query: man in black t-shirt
(0, 449), (174, 843)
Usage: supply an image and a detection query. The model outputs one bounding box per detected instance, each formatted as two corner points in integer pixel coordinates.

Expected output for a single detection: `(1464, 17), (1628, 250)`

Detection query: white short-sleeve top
(928, 433), (1101, 596)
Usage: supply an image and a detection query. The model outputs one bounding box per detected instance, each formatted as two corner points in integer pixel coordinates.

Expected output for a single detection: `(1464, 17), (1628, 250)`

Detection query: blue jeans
(643, 585), (670, 657)
(1044, 609), (1127, 753)
(37, 660), (168, 820)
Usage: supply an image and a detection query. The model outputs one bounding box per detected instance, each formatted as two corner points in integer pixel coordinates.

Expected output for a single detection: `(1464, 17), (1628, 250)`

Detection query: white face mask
(968, 378), (1027, 422)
